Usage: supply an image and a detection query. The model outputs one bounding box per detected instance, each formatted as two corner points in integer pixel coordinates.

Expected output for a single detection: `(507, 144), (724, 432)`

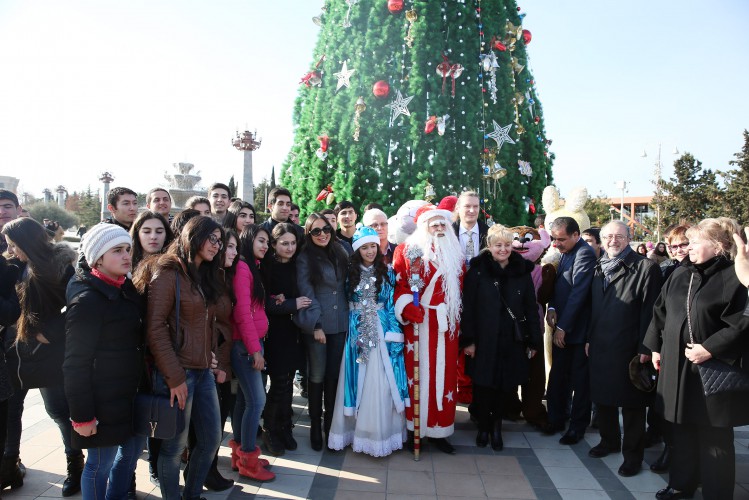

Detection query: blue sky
(1, 0), (747, 205)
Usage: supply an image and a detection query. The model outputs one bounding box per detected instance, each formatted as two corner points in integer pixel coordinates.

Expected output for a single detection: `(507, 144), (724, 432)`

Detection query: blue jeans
(303, 332), (345, 384)
(4, 385), (81, 458)
(80, 434), (146, 500)
(231, 342), (266, 451)
(152, 369), (221, 500)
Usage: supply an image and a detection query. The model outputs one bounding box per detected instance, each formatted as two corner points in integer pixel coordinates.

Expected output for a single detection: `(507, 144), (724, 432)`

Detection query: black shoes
(282, 426), (298, 451)
(262, 430), (286, 457)
(588, 442), (621, 458)
(490, 420), (503, 451)
(650, 446), (671, 473)
(617, 461), (641, 477)
(203, 463), (234, 491)
(559, 430), (583, 445)
(655, 486), (694, 499)
(476, 430), (489, 448)
(0, 456), (24, 490)
(430, 438), (456, 455)
(541, 422), (564, 435)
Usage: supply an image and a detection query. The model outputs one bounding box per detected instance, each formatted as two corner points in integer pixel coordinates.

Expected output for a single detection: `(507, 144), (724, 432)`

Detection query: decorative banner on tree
(485, 120), (516, 150)
(333, 61), (356, 91)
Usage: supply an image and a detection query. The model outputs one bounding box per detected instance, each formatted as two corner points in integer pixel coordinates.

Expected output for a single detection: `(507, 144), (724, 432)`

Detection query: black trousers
(473, 384), (506, 431)
(265, 372), (295, 433)
(547, 343), (591, 433)
(670, 422), (734, 499)
(596, 405), (646, 464)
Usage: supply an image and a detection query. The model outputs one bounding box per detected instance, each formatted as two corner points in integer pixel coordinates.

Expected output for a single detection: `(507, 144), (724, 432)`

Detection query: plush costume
(393, 205), (463, 438)
(388, 200), (428, 246)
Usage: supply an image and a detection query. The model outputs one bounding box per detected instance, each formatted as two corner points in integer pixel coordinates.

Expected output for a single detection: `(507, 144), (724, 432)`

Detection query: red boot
(237, 448), (275, 482)
(229, 440), (268, 469)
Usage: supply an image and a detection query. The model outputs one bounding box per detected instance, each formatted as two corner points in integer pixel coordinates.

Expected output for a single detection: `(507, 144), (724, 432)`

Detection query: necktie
(465, 231), (475, 265)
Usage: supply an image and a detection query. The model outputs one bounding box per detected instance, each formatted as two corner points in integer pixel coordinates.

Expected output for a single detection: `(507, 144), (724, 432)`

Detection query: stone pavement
(5, 389), (749, 499)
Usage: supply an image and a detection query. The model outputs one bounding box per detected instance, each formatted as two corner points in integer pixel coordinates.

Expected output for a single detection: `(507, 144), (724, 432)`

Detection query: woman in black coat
(644, 218), (749, 500)
(461, 225), (541, 451)
(64, 223), (145, 500)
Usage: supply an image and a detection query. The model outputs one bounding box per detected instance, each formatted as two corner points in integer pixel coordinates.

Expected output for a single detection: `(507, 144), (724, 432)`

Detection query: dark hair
(550, 216), (580, 236)
(581, 227), (601, 245)
(1, 218), (69, 342)
(364, 202), (384, 212)
(303, 213), (348, 284)
(208, 183), (232, 197)
(654, 242), (668, 256)
(107, 187), (137, 208)
(223, 228), (240, 305)
(171, 209), (201, 236)
(238, 224), (268, 304)
(636, 243), (648, 254)
(147, 187), (171, 204)
(320, 208), (335, 217)
(185, 196), (210, 210)
(268, 187), (292, 207)
(290, 203), (300, 213)
(334, 200), (357, 216)
(223, 200), (256, 232)
(348, 245), (390, 301)
(169, 216), (225, 304)
(130, 210), (174, 270)
(0, 190), (19, 207)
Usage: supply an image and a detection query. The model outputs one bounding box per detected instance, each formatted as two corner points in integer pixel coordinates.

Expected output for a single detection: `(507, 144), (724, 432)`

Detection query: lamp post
(642, 144), (679, 242)
(615, 180), (627, 221)
(232, 130), (262, 203)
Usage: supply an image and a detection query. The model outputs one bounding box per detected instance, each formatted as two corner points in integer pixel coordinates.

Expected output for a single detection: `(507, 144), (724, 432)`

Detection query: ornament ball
(387, 0), (404, 13)
(372, 80), (390, 98)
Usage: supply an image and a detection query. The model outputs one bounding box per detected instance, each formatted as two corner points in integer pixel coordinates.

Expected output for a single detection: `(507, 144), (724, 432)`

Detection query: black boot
(308, 382), (324, 451)
(490, 419), (504, 451)
(203, 454), (234, 491)
(262, 429), (286, 457)
(0, 456), (23, 490)
(280, 374), (297, 451)
(650, 446), (671, 473)
(62, 453), (84, 497)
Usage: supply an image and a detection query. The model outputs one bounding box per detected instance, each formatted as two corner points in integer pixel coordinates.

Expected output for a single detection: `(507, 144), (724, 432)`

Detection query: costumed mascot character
(388, 200), (428, 246)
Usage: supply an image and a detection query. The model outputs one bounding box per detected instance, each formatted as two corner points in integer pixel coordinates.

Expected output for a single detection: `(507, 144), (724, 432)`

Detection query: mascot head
(388, 199), (429, 245)
(509, 226), (551, 264)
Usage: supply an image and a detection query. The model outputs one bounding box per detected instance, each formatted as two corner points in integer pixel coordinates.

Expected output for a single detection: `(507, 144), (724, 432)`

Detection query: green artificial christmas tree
(283, 0), (554, 225)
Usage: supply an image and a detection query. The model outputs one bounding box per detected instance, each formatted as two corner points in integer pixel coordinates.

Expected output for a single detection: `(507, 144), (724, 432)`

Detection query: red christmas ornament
(534, 116), (540, 124)
(372, 80), (390, 99)
(300, 71), (322, 87)
(491, 36), (507, 52)
(316, 184), (333, 202)
(424, 116), (437, 134)
(522, 29), (532, 44)
(387, 0), (403, 13)
(436, 54), (451, 94)
(529, 198), (536, 214)
(517, 6), (521, 11)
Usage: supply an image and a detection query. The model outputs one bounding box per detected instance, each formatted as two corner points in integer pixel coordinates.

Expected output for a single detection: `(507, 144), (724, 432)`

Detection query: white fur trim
(406, 421), (454, 439)
(416, 209), (453, 227)
(394, 294), (413, 324)
(384, 331), (404, 343)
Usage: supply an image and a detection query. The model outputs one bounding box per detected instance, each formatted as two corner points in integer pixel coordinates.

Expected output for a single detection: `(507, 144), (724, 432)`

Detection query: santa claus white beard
(406, 228), (463, 332)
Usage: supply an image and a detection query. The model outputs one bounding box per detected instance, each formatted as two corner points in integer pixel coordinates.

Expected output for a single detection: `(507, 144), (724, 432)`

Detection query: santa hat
(352, 225), (380, 252)
(437, 195), (458, 213)
(415, 204), (453, 228)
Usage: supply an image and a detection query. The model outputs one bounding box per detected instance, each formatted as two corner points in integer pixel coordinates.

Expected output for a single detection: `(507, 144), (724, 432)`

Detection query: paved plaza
(5, 389), (749, 499)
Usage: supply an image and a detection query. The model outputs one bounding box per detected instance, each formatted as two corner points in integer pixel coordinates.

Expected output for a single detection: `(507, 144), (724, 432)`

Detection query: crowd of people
(0, 183), (748, 500)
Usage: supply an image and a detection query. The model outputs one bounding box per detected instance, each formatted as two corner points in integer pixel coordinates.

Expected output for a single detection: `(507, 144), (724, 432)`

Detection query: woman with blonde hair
(644, 217), (749, 500)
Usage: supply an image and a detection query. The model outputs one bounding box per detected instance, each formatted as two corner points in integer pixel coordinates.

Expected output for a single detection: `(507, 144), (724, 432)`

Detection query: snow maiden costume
(328, 226), (409, 457)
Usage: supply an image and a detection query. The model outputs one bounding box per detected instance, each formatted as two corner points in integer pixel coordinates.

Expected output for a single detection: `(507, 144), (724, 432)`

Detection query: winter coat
(0, 256), (20, 401)
(262, 259), (303, 376)
(588, 251), (661, 407)
(213, 291), (233, 377)
(295, 244), (349, 335)
(64, 269), (145, 449)
(231, 259), (268, 353)
(643, 256), (749, 427)
(461, 252), (542, 390)
(146, 255), (220, 388)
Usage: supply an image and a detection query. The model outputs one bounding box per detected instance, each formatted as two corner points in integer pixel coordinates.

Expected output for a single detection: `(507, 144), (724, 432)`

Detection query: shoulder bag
(493, 281), (530, 344)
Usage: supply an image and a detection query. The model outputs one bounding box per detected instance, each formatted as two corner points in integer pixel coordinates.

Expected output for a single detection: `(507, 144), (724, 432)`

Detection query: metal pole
(411, 284), (421, 461)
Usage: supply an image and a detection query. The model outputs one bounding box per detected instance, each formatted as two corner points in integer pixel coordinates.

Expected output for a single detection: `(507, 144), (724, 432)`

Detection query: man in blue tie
(543, 216), (596, 444)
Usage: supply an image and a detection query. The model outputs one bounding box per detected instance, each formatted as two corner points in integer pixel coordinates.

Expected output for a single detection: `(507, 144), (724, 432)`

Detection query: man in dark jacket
(586, 221), (661, 477)
(544, 216), (595, 444)
(104, 187), (138, 230)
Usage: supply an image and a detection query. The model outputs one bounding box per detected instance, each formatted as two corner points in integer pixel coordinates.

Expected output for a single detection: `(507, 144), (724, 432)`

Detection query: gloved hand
(402, 303), (425, 324)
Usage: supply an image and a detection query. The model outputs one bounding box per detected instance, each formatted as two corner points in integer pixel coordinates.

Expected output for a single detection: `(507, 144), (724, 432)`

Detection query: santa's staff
(406, 247), (424, 461)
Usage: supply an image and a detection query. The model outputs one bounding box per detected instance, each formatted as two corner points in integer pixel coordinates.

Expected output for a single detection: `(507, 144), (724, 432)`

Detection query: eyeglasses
(370, 222), (388, 229)
(669, 242), (689, 250)
(428, 221), (447, 228)
(309, 226), (333, 237)
(602, 234), (627, 241)
(207, 234), (223, 249)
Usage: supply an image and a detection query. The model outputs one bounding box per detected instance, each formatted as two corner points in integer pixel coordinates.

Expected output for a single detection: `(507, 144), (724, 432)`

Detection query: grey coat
(295, 245), (349, 335)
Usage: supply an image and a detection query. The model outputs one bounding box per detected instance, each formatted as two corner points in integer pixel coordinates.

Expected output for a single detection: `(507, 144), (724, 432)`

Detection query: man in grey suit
(544, 216), (596, 444)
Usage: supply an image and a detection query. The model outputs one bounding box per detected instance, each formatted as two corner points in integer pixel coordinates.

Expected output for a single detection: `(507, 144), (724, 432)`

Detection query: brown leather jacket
(146, 256), (224, 388)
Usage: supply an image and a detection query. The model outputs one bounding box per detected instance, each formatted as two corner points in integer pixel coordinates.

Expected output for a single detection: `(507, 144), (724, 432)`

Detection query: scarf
(599, 244), (632, 290)
(91, 267), (126, 288)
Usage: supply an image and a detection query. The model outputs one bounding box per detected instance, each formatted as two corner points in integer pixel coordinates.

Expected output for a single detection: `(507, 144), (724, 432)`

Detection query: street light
(641, 143), (679, 242)
(615, 180), (627, 221)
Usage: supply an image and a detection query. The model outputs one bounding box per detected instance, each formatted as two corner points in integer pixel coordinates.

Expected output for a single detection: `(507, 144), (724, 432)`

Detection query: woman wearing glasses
(146, 216), (226, 500)
(296, 214), (350, 451)
(660, 226), (690, 282)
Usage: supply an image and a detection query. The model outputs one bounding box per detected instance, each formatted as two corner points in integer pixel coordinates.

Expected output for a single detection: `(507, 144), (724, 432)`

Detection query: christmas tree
(282, 0), (554, 225)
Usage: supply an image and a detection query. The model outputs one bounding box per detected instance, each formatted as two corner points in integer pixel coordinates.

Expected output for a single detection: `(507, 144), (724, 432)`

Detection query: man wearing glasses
(586, 221), (661, 477)
(362, 208), (397, 265)
(543, 216), (596, 444)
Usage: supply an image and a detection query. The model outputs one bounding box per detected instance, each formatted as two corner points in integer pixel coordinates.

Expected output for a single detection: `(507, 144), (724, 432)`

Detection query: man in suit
(451, 191), (488, 405)
(544, 216), (596, 444)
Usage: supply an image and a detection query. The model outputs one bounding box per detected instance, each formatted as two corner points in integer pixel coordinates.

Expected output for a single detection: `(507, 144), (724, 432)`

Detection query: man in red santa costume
(393, 204), (464, 455)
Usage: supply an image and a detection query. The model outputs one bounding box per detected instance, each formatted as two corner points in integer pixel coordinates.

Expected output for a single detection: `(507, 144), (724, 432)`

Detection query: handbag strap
(686, 273), (694, 345)
(493, 281), (522, 321)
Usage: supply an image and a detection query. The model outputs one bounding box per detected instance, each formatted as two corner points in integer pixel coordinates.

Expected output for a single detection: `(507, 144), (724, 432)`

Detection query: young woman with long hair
(64, 223), (145, 500)
(146, 216), (228, 500)
(1, 217), (83, 496)
(295, 213), (350, 451)
(328, 226), (408, 457)
(229, 224), (274, 481)
(223, 201), (256, 235)
(259, 223), (310, 456)
(130, 210), (174, 270)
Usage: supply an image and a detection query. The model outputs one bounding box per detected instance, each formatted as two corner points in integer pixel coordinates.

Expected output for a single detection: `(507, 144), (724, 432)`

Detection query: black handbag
(686, 274), (749, 396)
(494, 281), (530, 344)
(134, 272), (185, 438)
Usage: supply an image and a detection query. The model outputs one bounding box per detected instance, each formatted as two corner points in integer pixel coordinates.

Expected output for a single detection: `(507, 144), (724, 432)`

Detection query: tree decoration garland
(353, 96), (366, 141)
